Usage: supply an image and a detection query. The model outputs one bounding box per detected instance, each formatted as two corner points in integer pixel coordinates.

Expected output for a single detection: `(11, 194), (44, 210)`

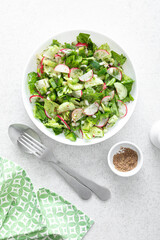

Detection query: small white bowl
(108, 141), (143, 177)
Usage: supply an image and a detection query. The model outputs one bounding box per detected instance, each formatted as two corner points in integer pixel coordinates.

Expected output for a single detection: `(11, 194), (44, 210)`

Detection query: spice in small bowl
(108, 141), (143, 177)
(113, 147), (138, 172)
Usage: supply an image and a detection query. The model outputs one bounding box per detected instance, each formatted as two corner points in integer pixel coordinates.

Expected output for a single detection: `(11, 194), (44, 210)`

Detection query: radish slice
(58, 48), (72, 56)
(37, 64), (41, 77)
(107, 67), (122, 81)
(74, 129), (83, 139)
(83, 102), (99, 116)
(103, 82), (107, 90)
(108, 90), (115, 99)
(37, 72), (41, 78)
(94, 50), (109, 60)
(76, 43), (88, 47)
(69, 68), (83, 78)
(40, 57), (45, 74)
(72, 108), (84, 122)
(45, 110), (52, 119)
(57, 115), (70, 129)
(54, 64), (70, 73)
(95, 118), (109, 128)
(29, 95), (44, 103)
(79, 70), (93, 82)
(72, 90), (83, 98)
(101, 96), (111, 106)
(55, 54), (61, 63)
(117, 100), (127, 118)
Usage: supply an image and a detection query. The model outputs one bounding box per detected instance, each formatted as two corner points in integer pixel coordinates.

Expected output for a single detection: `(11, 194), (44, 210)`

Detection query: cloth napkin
(0, 157), (94, 240)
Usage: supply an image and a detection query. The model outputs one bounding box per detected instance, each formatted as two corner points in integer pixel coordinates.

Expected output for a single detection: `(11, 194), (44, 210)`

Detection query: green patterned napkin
(0, 157), (94, 240)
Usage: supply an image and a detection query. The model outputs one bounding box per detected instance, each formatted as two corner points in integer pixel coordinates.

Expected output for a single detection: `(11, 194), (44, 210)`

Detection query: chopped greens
(27, 33), (135, 141)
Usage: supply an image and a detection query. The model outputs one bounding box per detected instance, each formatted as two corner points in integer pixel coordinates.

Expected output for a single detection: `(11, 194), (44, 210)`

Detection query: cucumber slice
(84, 76), (103, 88)
(114, 82), (127, 100)
(94, 50), (110, 60)
(69, 68), (83, 78)
(68, 83), (84, 91)
(57, 102), (75, 114)
(91, 127), (104, 137)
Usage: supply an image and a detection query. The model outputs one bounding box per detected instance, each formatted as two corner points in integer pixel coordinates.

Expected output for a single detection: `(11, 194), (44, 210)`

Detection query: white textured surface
(0, 0), (160, 239)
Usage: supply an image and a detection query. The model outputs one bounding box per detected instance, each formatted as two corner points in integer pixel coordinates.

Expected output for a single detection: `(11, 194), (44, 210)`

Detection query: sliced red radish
(76, 43), (88, 47)
(107, 67), (122, 81)
(83, 102), (99, 116)
(74, 129), (83, 139)
(45, 110), (52, 119)
(40, 57), (45, 74)
(29, 95), (44, 103)
(95, 118), (109, 128)
(72, 90), (83, 98)
(37, 64), (41, 77)
(101, 96), (111, 106)
(69, 68), (83, 78)
(55, 54), (61, 63)
(54, 64), (70, 73)
(37, 72), (41, 78)
(117, 100), (127, 118)
(108, 90), (115, 99)
(58, 48), (72, 56)
(94, 50), (109, 60)
(72, 108), (84, 122)
(57, 115), (70, 129)
(103, 82), (107, 90)
(79, 70), (93, 82)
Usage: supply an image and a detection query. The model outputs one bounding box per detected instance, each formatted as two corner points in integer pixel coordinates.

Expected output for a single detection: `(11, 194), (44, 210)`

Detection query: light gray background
(0, 0), (160, 239)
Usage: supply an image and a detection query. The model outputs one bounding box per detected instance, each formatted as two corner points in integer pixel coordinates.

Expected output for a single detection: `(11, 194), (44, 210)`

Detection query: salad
(27, 33), (134, 141)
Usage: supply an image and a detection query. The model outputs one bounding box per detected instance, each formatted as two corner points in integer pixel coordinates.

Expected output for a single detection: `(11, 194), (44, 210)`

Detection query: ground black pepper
(113, 147), (138, 172)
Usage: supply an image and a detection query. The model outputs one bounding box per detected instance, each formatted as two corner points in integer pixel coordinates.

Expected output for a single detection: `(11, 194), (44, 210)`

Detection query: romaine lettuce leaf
(34, 103), (47, 121)
(77, 33), (90, 43)
(111, 51), (126, 65)
(28, 72), (39, 94)
(45, 119), (63, 129)
(51, 39), (61, 47)
(99, 43), (111, 55)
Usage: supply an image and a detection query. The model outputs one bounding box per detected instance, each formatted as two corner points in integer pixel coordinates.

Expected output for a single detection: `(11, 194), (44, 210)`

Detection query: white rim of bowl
(108, 141), (143, 177)
(22, 29), (138, 146)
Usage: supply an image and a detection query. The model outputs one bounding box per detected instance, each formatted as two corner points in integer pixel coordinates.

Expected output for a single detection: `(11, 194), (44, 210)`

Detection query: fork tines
(18, 132), (47, 158)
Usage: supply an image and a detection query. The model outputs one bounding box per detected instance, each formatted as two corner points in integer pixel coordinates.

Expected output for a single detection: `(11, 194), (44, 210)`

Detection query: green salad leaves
(27, 33), (135, 141)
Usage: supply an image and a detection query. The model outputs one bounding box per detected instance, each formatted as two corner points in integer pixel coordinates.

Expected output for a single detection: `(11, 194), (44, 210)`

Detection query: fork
(18, 132), (110, 201)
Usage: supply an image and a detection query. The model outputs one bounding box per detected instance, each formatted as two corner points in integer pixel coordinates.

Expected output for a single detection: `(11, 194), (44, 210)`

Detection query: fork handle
(57, 161), (111, 201)
(50, 162), (92, 200)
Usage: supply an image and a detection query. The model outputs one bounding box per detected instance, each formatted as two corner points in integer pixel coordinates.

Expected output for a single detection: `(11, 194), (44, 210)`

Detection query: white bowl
(108, 141), (143, 177)
(22, 30), (138, 146)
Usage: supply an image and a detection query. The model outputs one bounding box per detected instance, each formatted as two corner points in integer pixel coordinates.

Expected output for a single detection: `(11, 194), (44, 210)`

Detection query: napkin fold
(0, 157), (94, 240)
